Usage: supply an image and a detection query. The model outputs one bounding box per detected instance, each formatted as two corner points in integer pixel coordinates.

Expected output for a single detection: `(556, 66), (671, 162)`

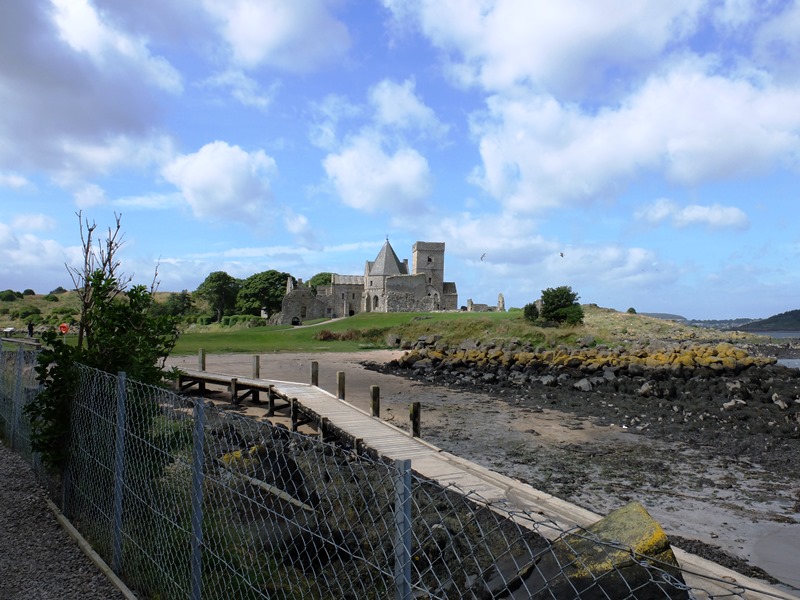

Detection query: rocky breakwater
(373, 336), (800, 463)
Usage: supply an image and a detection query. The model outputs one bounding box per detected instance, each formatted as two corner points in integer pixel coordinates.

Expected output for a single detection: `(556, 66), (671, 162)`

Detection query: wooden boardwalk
(175, 365), (798, 600)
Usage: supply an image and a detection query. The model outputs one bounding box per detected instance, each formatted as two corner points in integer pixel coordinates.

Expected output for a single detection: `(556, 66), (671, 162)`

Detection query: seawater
(777, 358), (800, 369)
(753, 331), (800, 339)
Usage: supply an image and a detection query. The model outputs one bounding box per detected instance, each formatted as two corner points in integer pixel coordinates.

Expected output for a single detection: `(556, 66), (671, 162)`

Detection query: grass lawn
(171, 311), (530, 355)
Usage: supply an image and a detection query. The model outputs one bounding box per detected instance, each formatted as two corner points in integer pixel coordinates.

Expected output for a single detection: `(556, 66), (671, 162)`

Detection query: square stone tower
(412, 241), (445, 291)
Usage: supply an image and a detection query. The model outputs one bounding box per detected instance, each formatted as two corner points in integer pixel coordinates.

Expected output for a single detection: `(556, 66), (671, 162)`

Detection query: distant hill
(738, 309), (800, 332)
(640, 313), (687, 322)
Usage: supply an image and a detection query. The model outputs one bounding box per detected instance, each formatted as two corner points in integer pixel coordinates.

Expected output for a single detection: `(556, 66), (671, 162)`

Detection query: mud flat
(166, 347), (800, 593)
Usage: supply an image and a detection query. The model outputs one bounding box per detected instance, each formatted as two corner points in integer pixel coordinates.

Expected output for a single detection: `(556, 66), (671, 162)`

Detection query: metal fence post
(394, 459), (412, 600)
(191, 398), (206, 600)
(112, 371), (127, 574)
(10, 346), (24, 451)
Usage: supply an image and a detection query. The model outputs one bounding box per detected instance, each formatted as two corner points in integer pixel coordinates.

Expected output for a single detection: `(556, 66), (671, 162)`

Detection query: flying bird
(480, 253), (486, 261)
(559, 252), (564, 257)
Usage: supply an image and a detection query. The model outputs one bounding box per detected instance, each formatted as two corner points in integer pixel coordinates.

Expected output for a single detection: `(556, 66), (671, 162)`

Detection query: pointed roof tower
(366, 240), (408, 276)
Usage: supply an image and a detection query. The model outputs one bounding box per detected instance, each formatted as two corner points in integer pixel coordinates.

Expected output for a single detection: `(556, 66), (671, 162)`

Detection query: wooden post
(230, 378), (239, 404)
(410, 402), (421, 438)
(291, 399), (299, 432)
(337, 371), (345, 401)
(267, 386), (275, 417)
(251, 356), (260, 403)
(311, 361), (319, 387)
(198, 349), (206, 371)
(371, 385), (380, 418)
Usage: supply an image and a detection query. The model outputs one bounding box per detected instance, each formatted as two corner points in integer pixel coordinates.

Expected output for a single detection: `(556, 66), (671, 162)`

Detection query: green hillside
(739, 309), (800, 332)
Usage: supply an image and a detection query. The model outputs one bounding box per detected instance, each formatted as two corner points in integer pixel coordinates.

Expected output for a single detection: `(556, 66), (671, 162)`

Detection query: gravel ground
(0, 442), (129, 600)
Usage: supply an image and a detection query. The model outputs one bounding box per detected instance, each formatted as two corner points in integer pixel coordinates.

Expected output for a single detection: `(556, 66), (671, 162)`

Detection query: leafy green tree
(540, 285), (584, 325)
(152, 290), (194, 318)
(26, 214), (180, 470)
(308, 272), (333, 294)
(237, 270), (292, 316)
(195, 271), (240, 321)
(523, 302), (539, 322)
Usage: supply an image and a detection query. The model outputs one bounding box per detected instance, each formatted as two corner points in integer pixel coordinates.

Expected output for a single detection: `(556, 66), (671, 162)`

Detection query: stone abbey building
(279, 240), (458, 324)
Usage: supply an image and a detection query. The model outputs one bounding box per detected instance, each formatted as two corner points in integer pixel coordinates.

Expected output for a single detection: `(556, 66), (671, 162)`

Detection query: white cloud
(0, 3), (177, 180)
(369, 79), (448, 137)
(323, 133), (432, 214)
(635, 199), (750, 230)
(54, 135), (175, 185)
(0, 223), (77, 291)
(283, 208), (321, 250)
(114, 192), (184, 210)
(753, 2), (800, 83)
(162, 141), (277, 223)
(74, 183), (107, 208)
(470, 64), (800, 213)
(383, 0), (703, 96)
(203, 0), (350, 72)
(203, 70), (278, 110)
(713, 0), (758, 30)
(309, 94), (362, 150)
(11, 214), (57, 232)
(50, 0), (182, 92)
(0, 173), (30, 188)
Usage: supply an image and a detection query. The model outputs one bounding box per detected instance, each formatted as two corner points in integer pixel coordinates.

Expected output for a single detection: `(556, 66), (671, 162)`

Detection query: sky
(1, 0), (799, 320)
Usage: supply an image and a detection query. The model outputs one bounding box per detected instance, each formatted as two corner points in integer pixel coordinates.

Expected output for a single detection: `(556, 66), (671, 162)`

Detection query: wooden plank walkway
(176, 367), (798, 600)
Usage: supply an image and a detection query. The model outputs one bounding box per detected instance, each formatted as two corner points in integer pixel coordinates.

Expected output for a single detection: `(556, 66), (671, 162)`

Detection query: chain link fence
(0, 343), (773, 599)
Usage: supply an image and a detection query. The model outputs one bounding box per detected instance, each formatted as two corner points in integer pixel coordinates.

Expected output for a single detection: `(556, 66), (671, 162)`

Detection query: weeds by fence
(0, 343), (763, 599)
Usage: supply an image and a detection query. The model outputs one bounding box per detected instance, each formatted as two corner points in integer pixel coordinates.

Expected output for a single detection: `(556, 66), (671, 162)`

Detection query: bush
(17, 306), (41, 319)
(50, 286), (68, 295)
(627, 307), (637, 314)
(0, 290), (18, 301)
(523, 303), (539, 322)
(23, 288), (35, 296)
(540, 285), (584, 325)
(44, 294), (59, 302)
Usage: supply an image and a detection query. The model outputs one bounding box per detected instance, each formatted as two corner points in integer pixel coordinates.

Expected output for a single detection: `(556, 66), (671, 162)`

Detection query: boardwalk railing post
(410, 402), (421, 438)
(371, 385), (380, 418)
(394, 459), (412, 600)
(251, 356), (260, 402)
(198, 348), (206, 371)
(311, 361), (319, 387)
(112, 372), (127, 574)
(230, 377), (238, 404)
(337, 371), (345, 401)
(191, 398), (206, 600)
(291, 399), (299, 432)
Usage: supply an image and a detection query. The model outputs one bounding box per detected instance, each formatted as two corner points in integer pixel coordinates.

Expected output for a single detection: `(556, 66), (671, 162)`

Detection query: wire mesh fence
(0, 344), (771, 599)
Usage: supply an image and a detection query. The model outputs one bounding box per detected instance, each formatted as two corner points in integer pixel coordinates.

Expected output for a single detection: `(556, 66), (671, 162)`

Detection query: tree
(308, 272), (333, 294)
(627, 307), (637, 314)
(152, 290), (194, 318)
(540, 285), (584, 325)
(523, 302), (539, 322)
(26, 216), (179, 469)
(237, 270), (292, 316)
(195, 271), (240, 321)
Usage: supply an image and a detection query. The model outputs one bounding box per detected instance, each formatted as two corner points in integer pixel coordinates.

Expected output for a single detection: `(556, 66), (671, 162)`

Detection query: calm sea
(746, 331), (800, 369)
(754, 331), (800, 339)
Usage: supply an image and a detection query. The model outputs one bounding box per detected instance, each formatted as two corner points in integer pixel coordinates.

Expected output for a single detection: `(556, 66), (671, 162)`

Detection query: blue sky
(1, 0), (799, 319)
